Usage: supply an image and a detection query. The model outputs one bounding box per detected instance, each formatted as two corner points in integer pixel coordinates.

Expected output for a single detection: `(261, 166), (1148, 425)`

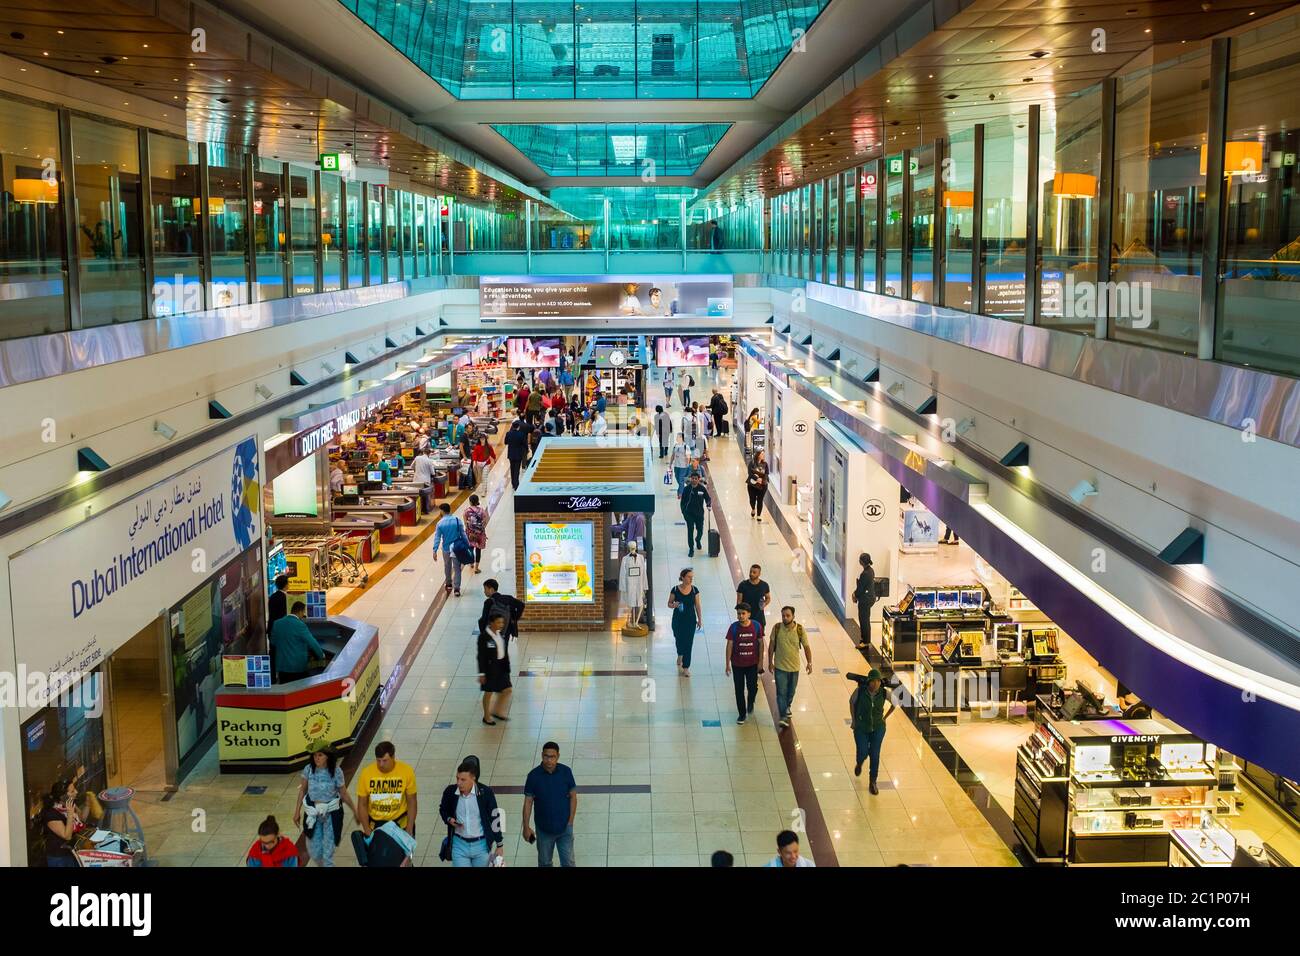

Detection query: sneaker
(783, 710), (793, 719)
(736, 715), (746, 725)
(756, 516), (762, 522)
(454, 589), (461, 597)
(688, 549), (695, 557)
(778, 718), (790, 730)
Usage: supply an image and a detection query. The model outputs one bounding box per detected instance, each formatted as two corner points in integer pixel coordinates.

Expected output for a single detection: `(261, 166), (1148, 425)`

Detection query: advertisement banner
(7, 437), (262, 719)
(481, 275), (733, 319)
(523, 521), (596, 603)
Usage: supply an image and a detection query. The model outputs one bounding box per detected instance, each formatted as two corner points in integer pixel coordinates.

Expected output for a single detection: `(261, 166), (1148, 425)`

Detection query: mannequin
(619, 540), (647, 629)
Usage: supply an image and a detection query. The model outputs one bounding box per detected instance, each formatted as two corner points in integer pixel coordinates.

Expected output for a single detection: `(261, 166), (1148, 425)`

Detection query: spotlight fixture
(0, 489), (10, 513)
(1000, 441), (1030, 468)
(915, 395), (938, 416)
(153, 420), (178, 441)
(1069, 480), (1098, 504)
(1157, 528), (1204, 566)
(886, 381), (904, 396)
(289, 370), (308, 386)
(955, 418), (975, 436)
(321, 361), (337, 375)
(208, 400), (232, 420)
(76, 447), (110, 473)
(254, 383), (273, 400)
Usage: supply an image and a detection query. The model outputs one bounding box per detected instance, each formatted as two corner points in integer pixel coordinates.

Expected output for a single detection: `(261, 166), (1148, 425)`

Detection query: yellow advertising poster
(523, 521), (595, 603)
(285, 552), (312, 592)
(216, 652), (380, 764)
(180, 584), (214, 651)
(222, 656), (249, 687)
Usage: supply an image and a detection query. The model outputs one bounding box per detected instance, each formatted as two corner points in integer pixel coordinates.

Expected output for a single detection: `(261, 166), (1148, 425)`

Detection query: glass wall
(72, 116), (144, 326)
(1039, 86), (1102, 331)
(320, 171), (342, 291)
(253, 158), (285, 302)
(532, 206), (599, 251)
(912, 145), (935, 302)
(414, 194), (428, 277)
(368, 184), (384, 283)
(861, 167), (878, 292)
(944, 129), (976, 310)
(384, 186), (400, 280)
(1217, 16), (1300, 374)
(884, 158), (904, 296)
(148, 133), (201, 316)
(1111, 44), (1209, 353)
(0, 97), (66, 337)
(981, 119), (1029, 319)
(345, 180), (364, 288)
(401, 191), (415, 278)
(842, 170), (856, 288)
(205, 144), (248, 305)
(811, 180), (824, 281)
(826, 175), (839, 285)
(288, 164), (318, 296)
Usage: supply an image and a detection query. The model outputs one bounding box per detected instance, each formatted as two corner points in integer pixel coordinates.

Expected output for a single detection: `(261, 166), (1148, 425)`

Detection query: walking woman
(464, 493), (489, 573)
(743, 408), (761, 451)
(470, 435), (496, 486)
(477, 610), (513, 725)
(746, 449), (770, 520)
(847, 669), (896, 794)
(851, 552), (875, 649)
(668, 568), (703, 676)
(294, 742), (358, 866)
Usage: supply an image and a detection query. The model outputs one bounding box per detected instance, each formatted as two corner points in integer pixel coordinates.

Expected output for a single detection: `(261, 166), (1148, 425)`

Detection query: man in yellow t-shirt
(767, 606), (813, 730)
(356, 740), (418, 836)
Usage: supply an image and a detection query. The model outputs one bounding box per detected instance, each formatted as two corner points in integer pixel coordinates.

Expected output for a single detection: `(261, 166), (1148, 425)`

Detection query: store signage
(524, 521), (596, 604)
(608, 349), (627, 368)
(479, 275), (732, 319)
(318, 152), (354, 173)
(1111, 735), (1161, 743)
(887, 156), (919, 176)
(863, 498), (885, 521)
(8, 438), (262, 720)
(564, 496), (605, 512)
(792, 421), (808, 435)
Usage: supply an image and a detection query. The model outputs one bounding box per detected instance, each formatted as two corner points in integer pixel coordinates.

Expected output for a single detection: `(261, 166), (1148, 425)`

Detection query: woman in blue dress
(294, 743), (358, 866)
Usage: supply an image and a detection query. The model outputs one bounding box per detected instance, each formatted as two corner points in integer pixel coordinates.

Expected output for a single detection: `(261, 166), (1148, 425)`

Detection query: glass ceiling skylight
(336, 0), (831, 99)
(493, 123), (730, 176)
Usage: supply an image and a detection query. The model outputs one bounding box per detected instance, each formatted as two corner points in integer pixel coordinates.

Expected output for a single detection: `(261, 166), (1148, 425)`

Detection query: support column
(58, 108), (82, 330)
(971, 125), (986, 315)
(901, 148), (913, 299)
(1095, 79), (1118, 339)
(1199, 37), (1232, 360)
(1024, 104), (1041, 325)
(137, 128), (156, 318)
(933, 139), (947, 308)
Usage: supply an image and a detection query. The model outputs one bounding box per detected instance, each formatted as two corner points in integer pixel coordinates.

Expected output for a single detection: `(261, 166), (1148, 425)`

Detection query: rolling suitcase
(707, 509), (721, 557)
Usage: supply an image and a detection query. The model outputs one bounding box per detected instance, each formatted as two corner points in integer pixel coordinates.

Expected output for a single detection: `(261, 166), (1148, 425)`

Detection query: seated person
(270, 601), (326, 683)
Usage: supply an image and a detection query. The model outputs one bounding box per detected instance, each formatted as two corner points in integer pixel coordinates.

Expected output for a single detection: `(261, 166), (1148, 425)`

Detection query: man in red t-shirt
(725, 603), (765, 724)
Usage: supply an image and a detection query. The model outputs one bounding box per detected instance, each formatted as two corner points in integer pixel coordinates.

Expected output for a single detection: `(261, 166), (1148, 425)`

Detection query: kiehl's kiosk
(214, 615), (381, 772)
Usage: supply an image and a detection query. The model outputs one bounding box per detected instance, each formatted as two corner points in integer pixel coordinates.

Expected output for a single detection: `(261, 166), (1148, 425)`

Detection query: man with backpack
(709, 388), (729, 437)
(479, 578), (525, 641)
(767, 606), (813, 729)
(431, 502), (469, 596)
(680, 370), (695, 407)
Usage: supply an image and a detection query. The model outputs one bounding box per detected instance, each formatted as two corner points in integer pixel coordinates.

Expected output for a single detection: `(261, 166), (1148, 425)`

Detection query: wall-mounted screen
(481, 275), (732, 319)
(272, 455), (319, 517)
(656, 336), (710, 367)
(507, 337), (562, 368)
(523, 521), (595, 604)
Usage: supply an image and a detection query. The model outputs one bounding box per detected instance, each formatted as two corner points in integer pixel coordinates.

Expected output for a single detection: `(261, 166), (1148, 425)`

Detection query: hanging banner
(7, 437), (262, 719)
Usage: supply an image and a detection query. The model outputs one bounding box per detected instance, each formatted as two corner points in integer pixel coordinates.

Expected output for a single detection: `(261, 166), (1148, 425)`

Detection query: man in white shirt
(591, 412), (608, 437)
(413, 450), (437, 513)
(765, 830), (815, 867)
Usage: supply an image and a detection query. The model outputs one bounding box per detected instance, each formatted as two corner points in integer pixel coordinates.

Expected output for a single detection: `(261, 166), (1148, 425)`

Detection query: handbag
(664, 469), (673, 486)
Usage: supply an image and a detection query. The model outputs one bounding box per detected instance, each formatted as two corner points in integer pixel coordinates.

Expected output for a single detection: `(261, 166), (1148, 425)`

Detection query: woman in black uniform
(477, 611), (513, 725)
(851, 553), (875, 650)
(668, 568), (703, 677)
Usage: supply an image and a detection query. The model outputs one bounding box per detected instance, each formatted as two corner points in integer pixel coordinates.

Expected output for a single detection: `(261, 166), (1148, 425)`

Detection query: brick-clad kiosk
(512, 436), (657, 633)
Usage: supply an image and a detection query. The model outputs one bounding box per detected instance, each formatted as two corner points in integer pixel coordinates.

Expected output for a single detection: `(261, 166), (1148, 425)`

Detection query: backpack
(465, 507), (485, 535)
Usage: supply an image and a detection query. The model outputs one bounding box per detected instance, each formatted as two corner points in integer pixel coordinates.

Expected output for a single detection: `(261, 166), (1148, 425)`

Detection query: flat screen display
(656, 336), (710, 367)
(936, 589), (960, 610)
(367, 470), (384, 482)
(523, 521), (596, 604)
(912, 589), (936, 611)
(481, 275), (732, 319)
(507, 337), (562, 368)
(272, 455), (319, 517)
(961, 588), (983, 611)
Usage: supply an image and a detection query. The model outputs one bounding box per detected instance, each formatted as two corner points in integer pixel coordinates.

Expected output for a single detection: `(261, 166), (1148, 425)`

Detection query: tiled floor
(138, 370), (1013, 867)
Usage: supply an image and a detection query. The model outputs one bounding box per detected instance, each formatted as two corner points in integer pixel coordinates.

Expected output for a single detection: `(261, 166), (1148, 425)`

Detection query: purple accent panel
(904, 474), (1300, 779)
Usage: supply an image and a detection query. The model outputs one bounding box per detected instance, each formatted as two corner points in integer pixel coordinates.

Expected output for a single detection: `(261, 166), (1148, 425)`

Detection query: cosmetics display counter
(1014, 712), (1221, 866)
(882, 585), (1011, 666)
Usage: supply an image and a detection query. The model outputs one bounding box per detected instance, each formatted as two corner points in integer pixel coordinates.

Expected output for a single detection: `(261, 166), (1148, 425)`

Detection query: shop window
(252, 158), (285, 302)
(980, 118), (1029, 320)
(912, 145), (936, 303)
(944, 129), (976, 310)
(147, 133), (201, 316)
(205, 143), (249, 305)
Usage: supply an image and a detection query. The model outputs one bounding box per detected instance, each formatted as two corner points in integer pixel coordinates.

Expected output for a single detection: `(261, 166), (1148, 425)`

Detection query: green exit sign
(888, 155), (919, 176)
(320, 153), (340, 170)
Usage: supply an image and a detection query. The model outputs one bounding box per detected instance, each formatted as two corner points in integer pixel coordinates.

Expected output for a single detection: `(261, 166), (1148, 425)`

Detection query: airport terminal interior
(1, 0), (1300, 873)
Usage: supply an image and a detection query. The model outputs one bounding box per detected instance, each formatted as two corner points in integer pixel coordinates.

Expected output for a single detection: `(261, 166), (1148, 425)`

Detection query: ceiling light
(1069, 480), (1098, 504)
(153, 420), (178, 441)
(1158, 528), (1204, 565)
(76, 447), (110, 473)
(1000, 441), (1030, 468)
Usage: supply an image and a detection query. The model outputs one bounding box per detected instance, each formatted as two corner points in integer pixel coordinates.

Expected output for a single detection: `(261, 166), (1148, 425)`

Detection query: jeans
(452, 834), (491, 867)
(774, 668), (799, 718)
(854, 724), (887, 783)
(536, 825), (576, 867)
(748, 485), (765, 516)
(673, 465), (690, 495)
(685, 513), (704, 552)
(47, 854), (77, 868)
(732, 664), (758, 718)
(442, 550), (463, 590)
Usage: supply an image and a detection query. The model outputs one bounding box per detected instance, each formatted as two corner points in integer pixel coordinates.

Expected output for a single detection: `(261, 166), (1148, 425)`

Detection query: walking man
(654, 404), (673, 458)
(725, 602), (764, 724)
(709, 388), (728, 437)
(765, 830), (815, 867)
(768, 606), (813, 729)
(522, 741), (578, 867)
(735, 564), (771, 634)
(479, 578), (525, 641)
(670, 434), (692, 498)
(680, 471), (712, 558)
(439, 759), (504, 866)
(504, 417), (532, 490)
(848, 668), (897, 794)
(431, 502), (466, 596)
